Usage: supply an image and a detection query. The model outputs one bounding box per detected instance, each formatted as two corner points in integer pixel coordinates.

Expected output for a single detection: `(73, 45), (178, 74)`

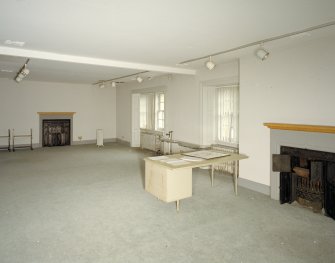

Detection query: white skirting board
(238, 177), (270, 196)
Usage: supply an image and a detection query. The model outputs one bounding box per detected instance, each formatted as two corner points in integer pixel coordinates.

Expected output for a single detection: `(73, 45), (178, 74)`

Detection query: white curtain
(216, 85), (239, 145)
(140, 93), (154, 130)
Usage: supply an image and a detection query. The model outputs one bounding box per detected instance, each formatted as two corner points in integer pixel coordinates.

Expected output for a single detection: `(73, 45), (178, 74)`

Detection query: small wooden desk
(144, 152), (248, 211)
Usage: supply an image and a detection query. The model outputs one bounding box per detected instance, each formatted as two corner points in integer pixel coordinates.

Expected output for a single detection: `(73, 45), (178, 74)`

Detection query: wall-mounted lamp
(111, 81), (116, 88)
(205, 56), (216, 70)
(136, 76), (143, 83)
(15, 59), (30, 83)
(255, 47), (270, 61)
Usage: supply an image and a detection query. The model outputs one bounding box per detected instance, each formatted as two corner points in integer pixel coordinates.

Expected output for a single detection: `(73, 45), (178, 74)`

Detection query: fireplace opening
(273, 146), (335, 220)
(42, 119), (71, 147)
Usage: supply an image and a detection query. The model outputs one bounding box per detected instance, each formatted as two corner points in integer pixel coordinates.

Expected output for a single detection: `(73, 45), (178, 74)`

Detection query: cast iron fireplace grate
(273, 146), (335, 220)
(42, 119), (70, 147)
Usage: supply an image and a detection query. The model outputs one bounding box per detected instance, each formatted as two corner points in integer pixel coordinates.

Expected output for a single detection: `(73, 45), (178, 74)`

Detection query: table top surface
(144, 151), (248, 170)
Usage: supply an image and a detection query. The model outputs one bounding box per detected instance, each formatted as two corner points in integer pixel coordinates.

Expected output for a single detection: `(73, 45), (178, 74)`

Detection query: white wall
(0, 79), (116, 144)
(239, 35), (335, 186)
(116, 61), (239, 145)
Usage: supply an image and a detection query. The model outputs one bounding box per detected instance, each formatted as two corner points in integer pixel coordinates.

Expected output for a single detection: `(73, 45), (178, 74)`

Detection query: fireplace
(38, 112), (75, 147)
(42, 119), (71, 147)
(274, 146), (335, 219)
(265, 123), (335, 220)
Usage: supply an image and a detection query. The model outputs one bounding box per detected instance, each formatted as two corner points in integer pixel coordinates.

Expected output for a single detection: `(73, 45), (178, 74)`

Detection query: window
(140, 92), (165, 131)
(216, 85), (239, 145)
(155, 92), (165, 131)
(140, 93), (154, 129)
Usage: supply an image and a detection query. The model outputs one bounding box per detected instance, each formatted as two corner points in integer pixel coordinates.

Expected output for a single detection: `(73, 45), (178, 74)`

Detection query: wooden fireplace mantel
(264, 123), (335, 134)
(37, 112), (76, 116)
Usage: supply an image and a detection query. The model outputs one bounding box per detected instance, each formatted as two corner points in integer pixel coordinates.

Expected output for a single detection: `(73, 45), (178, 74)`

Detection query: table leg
(176, 200), (180, 212)
(211, 165), (214, 187)
(234, 160), (239, 195)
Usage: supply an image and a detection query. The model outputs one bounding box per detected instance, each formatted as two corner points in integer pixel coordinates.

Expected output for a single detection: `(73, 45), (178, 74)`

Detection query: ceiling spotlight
(18, 73), (25, 79)
(255, 47), (270, 61)
(14, 58), (30, 83)
(21, 68), (30, 76)
(99, 82), (105, 89)
(111, 81), (116, 88)
(205, 56), (215, 70)
(136, 76), (143, 83)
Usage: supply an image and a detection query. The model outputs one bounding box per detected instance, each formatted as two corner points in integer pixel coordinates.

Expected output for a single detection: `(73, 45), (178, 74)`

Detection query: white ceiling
(0, 0), (335, 84)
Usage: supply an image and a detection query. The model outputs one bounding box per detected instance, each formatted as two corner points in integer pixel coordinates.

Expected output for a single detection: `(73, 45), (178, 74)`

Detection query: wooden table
(144, 152), (248, 211)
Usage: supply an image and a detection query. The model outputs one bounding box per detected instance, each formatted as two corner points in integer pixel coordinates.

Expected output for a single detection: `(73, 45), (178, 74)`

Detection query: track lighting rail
(93, 70), (149, 85)
(179, 20), (335, 64)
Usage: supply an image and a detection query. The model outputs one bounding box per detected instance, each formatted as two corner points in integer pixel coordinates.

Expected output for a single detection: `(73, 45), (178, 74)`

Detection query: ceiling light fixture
(136, 76), (143, 83)
(205, 56), (215, 70)
(15, 59), (30, 83)
(255, 45), (270, 61)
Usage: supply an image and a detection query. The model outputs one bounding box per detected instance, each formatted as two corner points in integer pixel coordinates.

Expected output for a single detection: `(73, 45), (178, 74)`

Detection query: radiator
(140, 132), (161, 152)
(140, 132), (194, 154)
(211, 145), (239, 175)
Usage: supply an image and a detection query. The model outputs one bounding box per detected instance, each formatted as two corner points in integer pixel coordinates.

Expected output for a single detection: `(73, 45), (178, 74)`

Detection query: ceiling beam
(0, 46), (196, 75)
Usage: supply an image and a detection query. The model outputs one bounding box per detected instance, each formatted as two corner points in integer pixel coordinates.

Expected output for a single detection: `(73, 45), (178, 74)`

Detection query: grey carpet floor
(0, 143), (334, 263)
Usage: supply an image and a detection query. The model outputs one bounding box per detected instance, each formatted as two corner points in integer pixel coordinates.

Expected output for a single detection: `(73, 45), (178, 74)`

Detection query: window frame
(139, 91), (165, 133)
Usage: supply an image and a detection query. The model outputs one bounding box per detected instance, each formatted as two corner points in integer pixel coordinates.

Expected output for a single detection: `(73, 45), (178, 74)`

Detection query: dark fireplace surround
(43, 119), (71, 147)
(38, 112), (75, 147)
